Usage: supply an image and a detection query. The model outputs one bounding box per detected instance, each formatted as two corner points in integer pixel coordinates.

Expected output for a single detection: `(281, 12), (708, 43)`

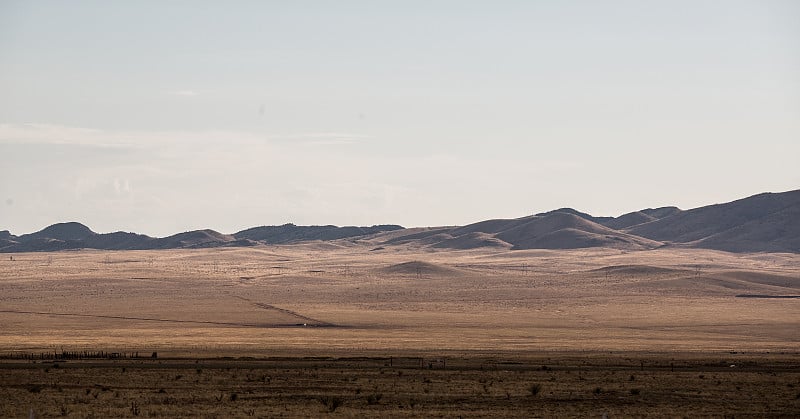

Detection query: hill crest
(1, 189), (797, 253)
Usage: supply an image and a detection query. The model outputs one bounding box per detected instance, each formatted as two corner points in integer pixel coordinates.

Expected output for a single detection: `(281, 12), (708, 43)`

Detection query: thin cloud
(168, 90), (199, 97)
(306, 139), (358, 146)
(0, 123), (107, 146)
(265, 132), (371, 146)
(0, 124), (266, 148)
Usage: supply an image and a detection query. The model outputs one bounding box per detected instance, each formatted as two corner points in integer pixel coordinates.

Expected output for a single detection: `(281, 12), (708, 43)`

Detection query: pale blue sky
(1, 1), (798, 236)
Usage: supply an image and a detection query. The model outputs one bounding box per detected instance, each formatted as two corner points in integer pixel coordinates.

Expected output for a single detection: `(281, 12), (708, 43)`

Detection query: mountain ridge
(1, 189), (798, 253)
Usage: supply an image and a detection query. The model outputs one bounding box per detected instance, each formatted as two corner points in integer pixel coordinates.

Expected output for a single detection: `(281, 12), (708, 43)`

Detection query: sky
(1, 1), (799, 237)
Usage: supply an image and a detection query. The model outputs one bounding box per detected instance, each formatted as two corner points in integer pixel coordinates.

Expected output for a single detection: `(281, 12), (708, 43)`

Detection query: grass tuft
(366, 393), (383, 405)
(529, 383), (542, 396)
(317, 395), (343, 412)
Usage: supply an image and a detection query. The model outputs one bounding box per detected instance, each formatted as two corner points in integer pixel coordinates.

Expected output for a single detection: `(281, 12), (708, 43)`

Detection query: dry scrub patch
(1, 354), (799, 418)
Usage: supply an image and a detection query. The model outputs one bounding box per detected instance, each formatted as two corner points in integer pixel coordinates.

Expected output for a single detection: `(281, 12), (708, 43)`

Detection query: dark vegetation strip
(1, 354), (798, 372)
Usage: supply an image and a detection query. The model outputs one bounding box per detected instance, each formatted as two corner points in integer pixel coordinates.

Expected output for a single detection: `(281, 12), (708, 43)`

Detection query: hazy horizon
(2, 1), (799, 237)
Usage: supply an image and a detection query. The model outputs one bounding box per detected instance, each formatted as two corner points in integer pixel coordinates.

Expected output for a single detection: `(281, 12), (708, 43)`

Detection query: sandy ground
(0, 246), (798, 356)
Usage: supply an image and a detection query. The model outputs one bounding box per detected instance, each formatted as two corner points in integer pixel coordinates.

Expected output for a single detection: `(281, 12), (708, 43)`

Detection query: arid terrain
(2, 353), (799, 417)
(1, 245), (799, 416)
(1, 246), (798, 353)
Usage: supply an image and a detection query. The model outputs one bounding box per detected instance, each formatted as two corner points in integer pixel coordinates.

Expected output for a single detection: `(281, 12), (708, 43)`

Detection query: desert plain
(1, 244), (799, 417)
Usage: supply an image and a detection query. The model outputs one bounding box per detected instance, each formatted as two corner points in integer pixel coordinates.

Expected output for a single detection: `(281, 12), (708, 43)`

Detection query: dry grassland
(2, 354), (800, 417)
(1, 245), (799, 416)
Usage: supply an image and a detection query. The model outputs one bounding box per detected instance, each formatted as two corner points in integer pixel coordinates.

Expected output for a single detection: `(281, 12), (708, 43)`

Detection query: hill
(155, 230), (235, 249)
(0, 223), (405, 252)
(1, 189), (797, 253)
(234, 224), (403, 244)
(628, 190), (800, 252)
(411, 212), (660, 251)
(18, 222), (95, 242)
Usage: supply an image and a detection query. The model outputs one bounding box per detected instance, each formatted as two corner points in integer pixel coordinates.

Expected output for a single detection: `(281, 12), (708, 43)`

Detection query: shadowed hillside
(234, 224), (403, 244)
(18, 222), (95, 242)
(628, 190), (800, 252)
(494, 212), (660, 250)
(155, 230), (235, 249)
(384, 212), (662, 251)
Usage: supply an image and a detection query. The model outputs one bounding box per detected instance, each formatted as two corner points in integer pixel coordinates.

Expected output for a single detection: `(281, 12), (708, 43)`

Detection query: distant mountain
(639, 207), (682, 219)
(599, 207), (681, 230)
(431, 232), (512, 250)
(692, 204), (800, 253)
(0, 222), (405, 252)
(369, 189), (798, 252)
(388, 211), (660, 251)
(155, 229), (235, 249)
(1, 189), (797, 253)
(18, 222), (95, 242)
(0, 223), (156, 252)
(234, 224), (403, 244)
(627, 190), (800, 252)
(495, 212), (660, 250)
(82, 231), (155, 250)
(534, 208), (615, 226)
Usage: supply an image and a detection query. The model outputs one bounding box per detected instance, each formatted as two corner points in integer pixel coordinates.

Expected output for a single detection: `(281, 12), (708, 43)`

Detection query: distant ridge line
(1, 189), (798, 253)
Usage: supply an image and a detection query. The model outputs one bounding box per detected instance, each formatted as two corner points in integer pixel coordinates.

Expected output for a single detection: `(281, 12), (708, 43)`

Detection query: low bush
(529, 383), (542, 396)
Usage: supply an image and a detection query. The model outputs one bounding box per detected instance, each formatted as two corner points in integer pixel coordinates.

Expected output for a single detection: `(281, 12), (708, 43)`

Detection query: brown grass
(1, 245), (799, 415)
(2, 354), (799, 417)
(1, 246), (798, 355)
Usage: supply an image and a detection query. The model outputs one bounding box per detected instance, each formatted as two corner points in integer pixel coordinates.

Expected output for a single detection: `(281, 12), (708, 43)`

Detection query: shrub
(317, 395), (343, 412)
(630, 388), (641, 395)
(529, 383), (542, 396)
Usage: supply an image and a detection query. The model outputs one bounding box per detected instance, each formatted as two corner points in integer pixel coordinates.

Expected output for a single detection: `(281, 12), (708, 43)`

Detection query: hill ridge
(2, 189), (797, 253)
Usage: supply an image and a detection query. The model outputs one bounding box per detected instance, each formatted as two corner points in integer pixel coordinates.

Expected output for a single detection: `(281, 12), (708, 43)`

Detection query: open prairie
(1, 246), (799, 416)
(1, 246), (798, 354)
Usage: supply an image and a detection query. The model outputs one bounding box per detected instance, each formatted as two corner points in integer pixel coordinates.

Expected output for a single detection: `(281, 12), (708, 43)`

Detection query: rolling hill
(627, 190), (800, 252)
(1, 189), (797, 253)
(234, 224), (403, 244)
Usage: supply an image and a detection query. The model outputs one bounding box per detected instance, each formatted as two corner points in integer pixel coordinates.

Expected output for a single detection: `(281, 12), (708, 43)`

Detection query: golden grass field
(1, 245), (799, 416)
